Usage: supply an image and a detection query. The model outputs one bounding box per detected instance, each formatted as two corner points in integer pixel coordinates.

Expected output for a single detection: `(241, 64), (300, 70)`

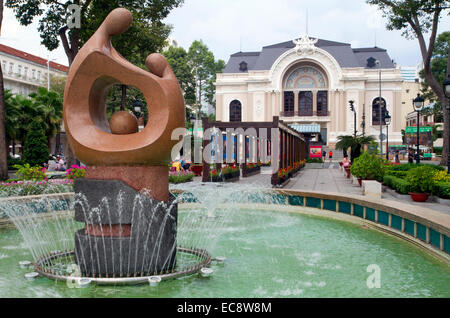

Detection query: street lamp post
(376, 60), (383, 158)
(384, 111), (391, 161)
(443, 74), (450, 174)
(413, 94), (425, 164)
(46, 56), (56, 91)
(349, 100), (357, 138)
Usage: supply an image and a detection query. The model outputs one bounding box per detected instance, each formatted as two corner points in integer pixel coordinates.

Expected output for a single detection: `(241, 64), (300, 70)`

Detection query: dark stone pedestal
(73, 179), (177, 277)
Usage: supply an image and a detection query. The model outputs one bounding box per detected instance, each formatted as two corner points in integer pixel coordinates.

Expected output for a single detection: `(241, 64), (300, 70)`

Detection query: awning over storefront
(289, 124), (321, 133)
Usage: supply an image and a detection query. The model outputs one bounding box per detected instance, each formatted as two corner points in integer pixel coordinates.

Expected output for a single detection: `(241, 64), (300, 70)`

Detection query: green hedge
(432, 182), (450, 199)
(385, 170), (408, 179)
(306, 158), (323, 164)
(383, 175), (411, 194)
(434, 147), (443, 156)
(385, 163), (445, 173)
(7, 157), (24, 170)
(169, 173), (194, 184)
(384, 175), (450, 199)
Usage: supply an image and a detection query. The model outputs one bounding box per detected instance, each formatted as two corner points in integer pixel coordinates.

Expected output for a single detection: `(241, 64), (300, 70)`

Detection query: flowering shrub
(0, 179), (73, 197)
(169, 170), (194, 184)
(66, 165), (86, 180)
(209, 169), (220, 177)
(278, 168), (288, 179)
(433, 170), (450, 183)
(13, 164), (47, 181)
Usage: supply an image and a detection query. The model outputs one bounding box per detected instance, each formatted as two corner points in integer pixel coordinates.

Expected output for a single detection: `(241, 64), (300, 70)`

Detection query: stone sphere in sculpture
(109, 111), (139, 135)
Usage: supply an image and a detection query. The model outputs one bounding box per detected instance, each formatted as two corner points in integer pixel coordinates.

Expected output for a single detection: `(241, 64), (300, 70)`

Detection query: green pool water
(0, 208), (449, 298)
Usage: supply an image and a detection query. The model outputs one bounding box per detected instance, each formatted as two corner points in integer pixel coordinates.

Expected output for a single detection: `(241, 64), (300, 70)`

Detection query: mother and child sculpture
(63, 8), (185, 277)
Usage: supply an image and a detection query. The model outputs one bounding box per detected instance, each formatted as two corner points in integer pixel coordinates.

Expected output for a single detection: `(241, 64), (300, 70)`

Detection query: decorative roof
(223, 37), (395, 73)
(0, 44), (69, 72)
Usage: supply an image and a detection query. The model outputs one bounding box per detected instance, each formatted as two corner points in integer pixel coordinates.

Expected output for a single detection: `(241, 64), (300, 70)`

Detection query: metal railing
(280, 110), (330, 117)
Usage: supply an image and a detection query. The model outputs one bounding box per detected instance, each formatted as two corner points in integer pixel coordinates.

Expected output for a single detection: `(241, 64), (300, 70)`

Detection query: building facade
(0, 44), (69, 156)
(0, 44), (68, 96)
(215, 35), (405, 148)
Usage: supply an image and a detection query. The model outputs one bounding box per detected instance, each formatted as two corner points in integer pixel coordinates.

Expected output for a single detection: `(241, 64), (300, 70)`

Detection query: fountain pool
(0, 201), (449, 298)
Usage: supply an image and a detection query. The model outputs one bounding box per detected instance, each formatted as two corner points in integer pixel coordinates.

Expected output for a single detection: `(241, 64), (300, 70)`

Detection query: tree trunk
(439, 44), (450, 168)
(0, 64), (8, 180)
(58, 26), (80, 169)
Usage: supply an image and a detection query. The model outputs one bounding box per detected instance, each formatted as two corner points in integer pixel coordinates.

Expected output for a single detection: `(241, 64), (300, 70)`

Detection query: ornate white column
(313, 90), (318, 115)
(294, 91), (299, 115)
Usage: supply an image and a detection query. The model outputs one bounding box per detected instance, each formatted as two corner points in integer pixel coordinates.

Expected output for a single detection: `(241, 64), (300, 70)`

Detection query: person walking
(322, 150), (327, 162)
(329, 150), (333, 163)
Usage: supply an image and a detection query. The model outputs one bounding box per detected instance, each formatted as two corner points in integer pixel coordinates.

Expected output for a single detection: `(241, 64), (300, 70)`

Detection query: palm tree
(29, 87), (63, 147)
(4, 90), (21, 156)
(336, 134), (376, 163)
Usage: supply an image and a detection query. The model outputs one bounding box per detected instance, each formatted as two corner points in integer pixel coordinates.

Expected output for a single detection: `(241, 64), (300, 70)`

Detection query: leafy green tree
(23, 120), (50, 167)
(419, 31), (449, 123)
(163, 46), (196, 121)
(6, 0), (185, 166)
(366, 0), (450, 166)
(335, 134), (376, 163)
(29, 87), (63, 145)
(187, 40), (225, 114)
(6, 0), (184, 65)
(4, 89), (63, 156)
(163, 46), (196, 105)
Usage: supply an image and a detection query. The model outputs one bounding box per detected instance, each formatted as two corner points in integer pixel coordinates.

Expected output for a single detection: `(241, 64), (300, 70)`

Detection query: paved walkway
(229, 164), (450, 216)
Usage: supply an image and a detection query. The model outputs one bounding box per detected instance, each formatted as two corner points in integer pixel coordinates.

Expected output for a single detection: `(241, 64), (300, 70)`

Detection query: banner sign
(309, 145), (322, 158)
(405, 126), (433, 147)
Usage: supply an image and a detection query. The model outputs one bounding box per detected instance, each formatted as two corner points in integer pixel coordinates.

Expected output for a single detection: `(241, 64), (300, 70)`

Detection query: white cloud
(0, 7), (68, 66)
(0, 1), (448, 69)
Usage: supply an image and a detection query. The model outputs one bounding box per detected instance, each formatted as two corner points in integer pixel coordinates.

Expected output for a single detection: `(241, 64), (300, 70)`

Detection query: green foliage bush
(169, 172), (194, 184)
(306, 158), (323, 164)
(350, 152), (385, 181)
(432, 182), (450, 199)
(405, 165), (436, 193)
(0, 180), (73, 198)
(13, 163), (46, 181)
(434, 147), (443, 156)
(7, 157), (24, 170)
(384, 170), (408, 179)
(386, 163), (445, 172)
(23, 121), (49, 167)
(383, 175), (411, 194)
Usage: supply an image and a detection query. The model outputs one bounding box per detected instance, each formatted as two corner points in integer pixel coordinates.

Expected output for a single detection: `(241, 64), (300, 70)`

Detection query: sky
(0, 0), (449, 68)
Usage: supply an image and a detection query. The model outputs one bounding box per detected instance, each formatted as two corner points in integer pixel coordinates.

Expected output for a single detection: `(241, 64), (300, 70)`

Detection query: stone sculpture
(63, 8), (185, 277)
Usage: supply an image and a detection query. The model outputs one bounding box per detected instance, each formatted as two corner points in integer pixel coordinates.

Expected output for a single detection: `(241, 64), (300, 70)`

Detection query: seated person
(342, 156), (350, 167)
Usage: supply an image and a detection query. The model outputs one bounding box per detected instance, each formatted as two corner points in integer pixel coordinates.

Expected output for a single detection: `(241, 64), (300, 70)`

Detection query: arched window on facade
(317, 91), (328, 116)
(229, 100), (242, 122)
(283, 91), (294, 116)
(298, 91), (313, 116)
(372, 97), (387, 126)
(283, 65), (328, 117)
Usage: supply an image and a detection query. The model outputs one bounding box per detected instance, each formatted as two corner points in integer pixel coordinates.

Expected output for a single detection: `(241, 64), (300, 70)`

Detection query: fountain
(0, 8), (449, 297)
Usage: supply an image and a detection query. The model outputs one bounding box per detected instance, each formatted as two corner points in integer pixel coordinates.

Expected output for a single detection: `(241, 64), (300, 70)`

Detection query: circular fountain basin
(0, 205), (449, 297)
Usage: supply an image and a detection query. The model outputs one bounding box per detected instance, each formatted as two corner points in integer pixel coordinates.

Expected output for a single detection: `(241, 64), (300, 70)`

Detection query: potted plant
(350, 152), (385, 186)
(405, 165), (435, 202)
(191, 164), (203, 176)
(277, 168), (288, 185)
